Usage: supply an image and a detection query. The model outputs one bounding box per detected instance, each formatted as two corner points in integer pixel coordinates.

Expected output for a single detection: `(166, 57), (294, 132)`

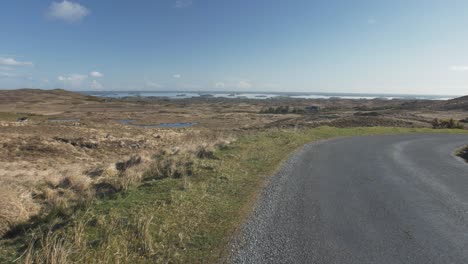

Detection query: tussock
(23, 226), (72, 264)
(145, 154), (194, 180)
(0, 185), (40, 236)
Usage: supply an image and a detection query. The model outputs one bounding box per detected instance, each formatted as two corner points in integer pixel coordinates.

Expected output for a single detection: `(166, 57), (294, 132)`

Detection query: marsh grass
(2, 127), (468, 263)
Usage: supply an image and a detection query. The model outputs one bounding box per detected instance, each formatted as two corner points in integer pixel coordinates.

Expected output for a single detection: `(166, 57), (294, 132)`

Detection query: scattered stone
(130, 143), (140, 149)
(171, 147), (180, 155)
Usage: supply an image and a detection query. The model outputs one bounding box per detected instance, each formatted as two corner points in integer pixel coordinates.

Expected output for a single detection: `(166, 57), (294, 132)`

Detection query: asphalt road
(230, 134), (468, 264)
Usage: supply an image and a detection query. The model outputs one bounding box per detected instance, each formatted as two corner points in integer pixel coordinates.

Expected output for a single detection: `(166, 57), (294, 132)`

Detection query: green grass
(2, 126), (468, 263)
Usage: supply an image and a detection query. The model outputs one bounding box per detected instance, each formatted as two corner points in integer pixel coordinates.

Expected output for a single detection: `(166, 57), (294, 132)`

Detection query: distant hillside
(0, 89), (96, 104)
(451, 95), (468, 101)
(396, 95), (468, 111)
(438, 95), (468, 111)
(0, 89), (104, 115)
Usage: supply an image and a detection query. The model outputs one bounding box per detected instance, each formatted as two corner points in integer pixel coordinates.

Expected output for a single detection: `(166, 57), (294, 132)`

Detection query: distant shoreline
(81, 91), (456, 100)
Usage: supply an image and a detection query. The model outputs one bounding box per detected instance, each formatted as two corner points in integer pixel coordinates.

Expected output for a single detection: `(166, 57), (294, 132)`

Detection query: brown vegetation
(0, 89), (466, 262)
(432, 118), (465, 129)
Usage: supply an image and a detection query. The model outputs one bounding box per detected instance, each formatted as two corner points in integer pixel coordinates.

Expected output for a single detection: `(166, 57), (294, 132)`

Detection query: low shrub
(195, 144), (216, 159)
(432, 118), (464, 129)
(115, 155), (142, 172)
(144, 154), (194, 180)
(260, 106), (308, 114)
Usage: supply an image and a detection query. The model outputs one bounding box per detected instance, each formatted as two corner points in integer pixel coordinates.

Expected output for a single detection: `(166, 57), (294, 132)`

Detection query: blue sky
(1, 0), (468, 95)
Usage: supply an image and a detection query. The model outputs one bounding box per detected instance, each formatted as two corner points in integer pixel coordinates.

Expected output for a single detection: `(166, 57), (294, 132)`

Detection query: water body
(116, 119), (195, 128)
(83, 91), (456, 100)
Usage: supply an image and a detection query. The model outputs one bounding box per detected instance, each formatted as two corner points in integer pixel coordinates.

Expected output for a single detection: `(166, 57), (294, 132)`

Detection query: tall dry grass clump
(41, 171), (94, 215)
(0, 184), (40, 237)
(144, 153), (194, 180)
(23, 227), (72, 264)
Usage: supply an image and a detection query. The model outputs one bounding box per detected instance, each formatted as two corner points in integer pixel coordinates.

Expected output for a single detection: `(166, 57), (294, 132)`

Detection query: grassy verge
(1, 127), (467, 263)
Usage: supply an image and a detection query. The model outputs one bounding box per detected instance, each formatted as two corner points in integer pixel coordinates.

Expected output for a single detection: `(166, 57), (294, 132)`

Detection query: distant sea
(82, 91), (457, 101)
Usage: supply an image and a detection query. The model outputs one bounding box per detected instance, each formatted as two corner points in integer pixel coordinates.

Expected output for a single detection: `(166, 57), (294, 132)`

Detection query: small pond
(117, 119), (135, 124)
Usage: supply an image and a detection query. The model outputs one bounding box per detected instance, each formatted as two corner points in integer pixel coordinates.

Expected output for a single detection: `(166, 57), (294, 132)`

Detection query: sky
(1, 0), (468, 95)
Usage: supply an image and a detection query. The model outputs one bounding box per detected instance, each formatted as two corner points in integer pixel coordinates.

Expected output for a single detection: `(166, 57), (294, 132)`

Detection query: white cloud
(237, 80), (252, 89)
(450, 65), (468, 72)
(173, 74), (181, 78)
(0, 57), (33, 66)
(214, 82), (226, 89)
(175, 0), (192, 8)
(57, 73), (88, 87)
(47, 1), (90, 23)
(90, 71), (103, 77)
(90, 80), (103, 90)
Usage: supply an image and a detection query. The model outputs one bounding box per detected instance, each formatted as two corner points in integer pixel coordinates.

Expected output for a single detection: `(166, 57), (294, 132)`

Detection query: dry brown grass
(23, 225), (72, 264)
(41, 188), (70, 212)
(0, 185), (40, 236)
(0, 88), (466, 262)
(59, 174), (92, 194)
(116, 162), (149, 191)
(145, 153), (194, 180)
(22, 210), (157, 264)
(0, 130), (235, 239)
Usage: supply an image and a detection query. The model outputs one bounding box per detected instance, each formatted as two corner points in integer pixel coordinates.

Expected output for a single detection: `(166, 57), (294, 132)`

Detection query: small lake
(117, 119), (135, 125)
(116, 119), (195, 128)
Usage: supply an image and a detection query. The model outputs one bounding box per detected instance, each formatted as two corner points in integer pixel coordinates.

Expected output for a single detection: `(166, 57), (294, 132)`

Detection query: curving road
(231, 134), (468, 264)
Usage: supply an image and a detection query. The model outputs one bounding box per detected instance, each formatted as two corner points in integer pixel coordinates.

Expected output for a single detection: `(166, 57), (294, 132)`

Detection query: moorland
(0, 88), (467, 263)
